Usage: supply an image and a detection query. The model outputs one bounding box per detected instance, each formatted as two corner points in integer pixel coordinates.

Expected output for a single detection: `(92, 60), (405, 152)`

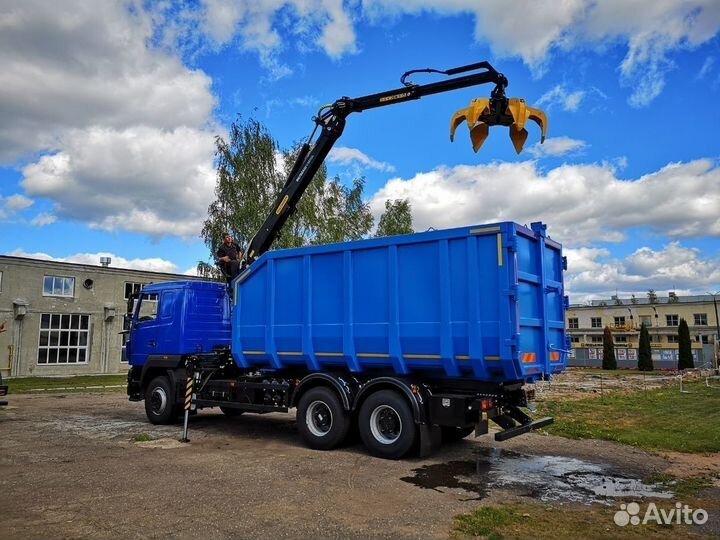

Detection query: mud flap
(418, 423), (442, 457)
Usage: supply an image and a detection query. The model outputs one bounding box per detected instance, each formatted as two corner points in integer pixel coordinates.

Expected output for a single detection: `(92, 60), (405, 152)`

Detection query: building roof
(570, 293), (717, 309)
(0, 255), (204, 281)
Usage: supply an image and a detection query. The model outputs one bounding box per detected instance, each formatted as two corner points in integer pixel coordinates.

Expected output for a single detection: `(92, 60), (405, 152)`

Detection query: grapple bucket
(450, 97), (547, 154)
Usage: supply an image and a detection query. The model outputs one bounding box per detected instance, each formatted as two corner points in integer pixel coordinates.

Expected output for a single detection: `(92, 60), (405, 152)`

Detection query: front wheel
(144, 375), (176, 425)
(358, 390), (417, 459)
(297, 387), (350, 450)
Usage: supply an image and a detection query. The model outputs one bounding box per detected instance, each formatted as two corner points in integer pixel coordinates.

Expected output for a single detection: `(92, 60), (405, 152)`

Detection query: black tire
(144, 375), (177, 425)
(220, 406), (244, 417)
(441, 426), (475, 443)
(297, 387), (350, 450)
(358, 390), (417, 459)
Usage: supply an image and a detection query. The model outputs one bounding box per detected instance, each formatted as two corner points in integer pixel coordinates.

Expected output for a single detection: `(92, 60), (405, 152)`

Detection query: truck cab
(126, 281), (231, 403)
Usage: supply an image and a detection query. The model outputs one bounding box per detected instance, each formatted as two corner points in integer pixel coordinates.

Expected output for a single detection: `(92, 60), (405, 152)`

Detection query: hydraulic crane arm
(244, 61), (512, 265)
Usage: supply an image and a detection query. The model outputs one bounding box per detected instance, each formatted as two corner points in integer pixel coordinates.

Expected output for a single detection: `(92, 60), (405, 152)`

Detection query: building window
(615, 336), (628, 343)
(570, 336), (580, 343)
(0, 270), (3, 292)
(697, 335), (709, 344)
(639, 315), (652, 327)
(37, 314), (90, 365)
(124, 282), (146, 300)
(43, 275), (75, 298)
(568, 317), (578, 329)
(694, 313), (707, 326)
(590, 336), (603, 344)
(591, 317), (602, 328)
(666, 314), (679, 327)
(667, 335), (679, 344)
(614, 316), (626, 328)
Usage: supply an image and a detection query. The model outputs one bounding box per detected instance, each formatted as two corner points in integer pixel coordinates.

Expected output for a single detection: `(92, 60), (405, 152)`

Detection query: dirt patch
(1, 392), (718, 539)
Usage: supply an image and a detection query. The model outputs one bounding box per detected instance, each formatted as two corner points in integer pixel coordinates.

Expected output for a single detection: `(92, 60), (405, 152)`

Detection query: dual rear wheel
(296, 387), (417, 459)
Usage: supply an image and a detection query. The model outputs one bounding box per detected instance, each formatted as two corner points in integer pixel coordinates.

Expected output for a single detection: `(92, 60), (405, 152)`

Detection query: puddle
(401, 448), (673, 504)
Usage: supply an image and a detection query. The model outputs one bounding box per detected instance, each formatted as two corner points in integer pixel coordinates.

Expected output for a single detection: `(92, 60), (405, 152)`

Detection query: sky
(1, 0), (719, 303)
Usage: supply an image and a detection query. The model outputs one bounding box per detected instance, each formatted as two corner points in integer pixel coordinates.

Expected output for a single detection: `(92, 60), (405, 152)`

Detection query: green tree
(677, 318), (694, 370)
(375, 199), (413, 237)
(602, 326), (617, 370)
(637, 322), (653, 371)
(198, 117), (373, 273)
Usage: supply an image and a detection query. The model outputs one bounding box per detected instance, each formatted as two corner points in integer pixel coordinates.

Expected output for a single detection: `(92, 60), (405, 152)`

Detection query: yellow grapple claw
(450, 96), (547, 153)
(449, 98), (489, 142)
(509, 125), (528, 154)
(470, 123), (489, 153)
(528, 106), (548, 143)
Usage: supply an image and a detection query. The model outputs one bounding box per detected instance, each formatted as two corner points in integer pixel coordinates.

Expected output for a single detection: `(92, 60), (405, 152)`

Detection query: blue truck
(126, 61), (567, 459)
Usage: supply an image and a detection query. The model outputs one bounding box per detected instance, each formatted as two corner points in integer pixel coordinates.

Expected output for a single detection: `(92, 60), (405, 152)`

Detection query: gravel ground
(0, 392), (717, 539)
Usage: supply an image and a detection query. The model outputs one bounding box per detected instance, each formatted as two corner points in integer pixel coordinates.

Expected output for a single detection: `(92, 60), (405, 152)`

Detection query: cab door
(127, 293), (160, 366)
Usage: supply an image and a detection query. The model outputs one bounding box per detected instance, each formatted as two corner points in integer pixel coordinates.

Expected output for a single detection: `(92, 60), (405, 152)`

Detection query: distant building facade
(566, 293), (719, 369)
(0, 256), (206, 378)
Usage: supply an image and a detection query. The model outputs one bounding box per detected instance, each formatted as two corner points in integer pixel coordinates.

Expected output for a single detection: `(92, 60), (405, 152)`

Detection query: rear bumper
(494, 416), (553, 441)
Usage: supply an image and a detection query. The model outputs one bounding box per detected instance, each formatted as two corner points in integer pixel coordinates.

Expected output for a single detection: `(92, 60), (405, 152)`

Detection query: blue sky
(1, 0), (719, 302)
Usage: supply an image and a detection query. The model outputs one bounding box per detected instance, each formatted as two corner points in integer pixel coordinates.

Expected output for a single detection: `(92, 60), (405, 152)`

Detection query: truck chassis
(128, 353), (551, 459)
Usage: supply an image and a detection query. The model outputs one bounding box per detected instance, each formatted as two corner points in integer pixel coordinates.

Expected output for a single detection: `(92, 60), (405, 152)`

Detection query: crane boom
(244, 61), (509, 265)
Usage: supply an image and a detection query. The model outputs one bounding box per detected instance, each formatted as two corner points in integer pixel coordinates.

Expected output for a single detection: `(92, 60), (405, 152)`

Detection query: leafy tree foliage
(677, 318), (694, 370)
(375, 199), (413, 237)
(602, 326), (617, 370)
(638, 322), (653, 371)
(198, 117), (373, 273)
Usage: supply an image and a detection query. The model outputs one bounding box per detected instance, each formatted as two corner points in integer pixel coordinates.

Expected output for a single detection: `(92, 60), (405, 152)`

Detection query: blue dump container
(232, 221), (567, 384)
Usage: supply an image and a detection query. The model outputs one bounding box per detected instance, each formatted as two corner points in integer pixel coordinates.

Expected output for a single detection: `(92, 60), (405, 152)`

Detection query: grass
(451, 503), (705, 540)
(7, 374), (127, 394)
(133, 432), (153, 442)
(538, 381), (720, 453)
(569, 368), (667, 376)
(643, 473), (718, 498)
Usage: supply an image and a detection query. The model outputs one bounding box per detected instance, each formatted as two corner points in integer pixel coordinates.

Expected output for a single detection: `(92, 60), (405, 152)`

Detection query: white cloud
(565, 247), (611, 273)
(536, 85), (585, 112)
(328, 146), (396, 172)
(21, 126), (216, 237)
(528, 136), (587, 158)
(30, 213), (57, 227)
(369, 159), (720, 246)
(199, 0), (358, 66)
(1, 0), (219, 237)
(365, 1), (720, 104)
(4, 194), (33, 212)
(697, 56), (715, 79)
(565, 242), (720, 301)
(8, 249), (180, 273)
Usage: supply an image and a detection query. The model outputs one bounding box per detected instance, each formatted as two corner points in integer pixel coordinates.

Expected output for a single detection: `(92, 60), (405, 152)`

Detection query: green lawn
(451, 503), (706, 540)
(538, 381), (720, 453)
(6, 374), (127, 394)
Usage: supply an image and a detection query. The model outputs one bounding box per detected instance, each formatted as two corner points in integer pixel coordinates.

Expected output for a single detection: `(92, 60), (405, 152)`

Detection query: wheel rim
(306, 400), (333, 437)
(150, 386), (167, 416)
(369, 405), (402, 445)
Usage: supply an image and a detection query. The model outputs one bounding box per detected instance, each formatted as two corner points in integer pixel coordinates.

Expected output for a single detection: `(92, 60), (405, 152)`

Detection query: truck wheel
(297, 387), (350, 450)
(144, 376), (176, 425)
(220, 406), (244, 417)
(359, 390), (417, 459)
(441, 426), (475, 442)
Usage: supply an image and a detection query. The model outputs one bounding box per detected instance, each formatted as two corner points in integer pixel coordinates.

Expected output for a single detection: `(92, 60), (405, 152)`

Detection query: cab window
(136, 294), (159, 322)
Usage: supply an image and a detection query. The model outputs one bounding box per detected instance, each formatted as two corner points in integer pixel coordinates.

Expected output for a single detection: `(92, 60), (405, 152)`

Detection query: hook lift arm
(243, 61), (509, 265)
